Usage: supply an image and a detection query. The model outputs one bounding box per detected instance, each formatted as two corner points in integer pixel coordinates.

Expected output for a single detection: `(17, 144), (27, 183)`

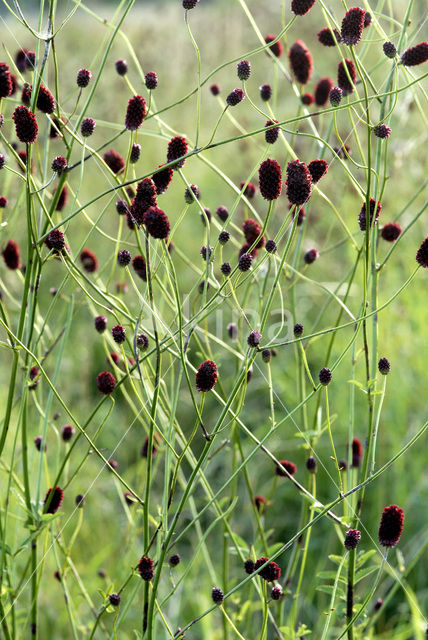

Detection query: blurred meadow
(0, 1), (427, 638)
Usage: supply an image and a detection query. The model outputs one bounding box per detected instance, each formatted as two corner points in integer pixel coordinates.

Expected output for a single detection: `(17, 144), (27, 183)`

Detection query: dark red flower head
(265, 239), (277, 253)
(260, 83), (272, 101)
(137, 556), (154, 581)
(32, 84), (56, 114)
(364, 11), (372, 27)
(306, 456), (317, 472)
(184, 184), (200, 204)
(265, 119), (280, 144)
(319, 367), (332, 385)
(0, 196), (8, 208)
(240, 182), (257, 198)
(196, 360), (218, 392)
(81, 117), (96, 137)
(291, 0), (316, 16)
(265, 35), (283, 58)
(378, 357), (391, 375)
(383, 41), (397, 58)
(210, 83), (221, 96)
(62, 425), (75, 442)
(415, 235), (428, 268)
(330, 87), (343, 106)
(77, 68), (92, 88)
(55, 185), (68, 211)
(80, 249), (98, 273)
(0, 63), (13, 98)
(289, 40), (313, 84)
(109, 593), (121, 606)
(130, 143), (141, 163)
(275, 460), (297, 477)
(183, 0), (199, 7)
(315, 77), (334, 106)
(2, 240), (21, 270)
(358, 198), (381, 231)
(145, 71), (158, 89)
(12, 105), (38, 144)
(43, 486), (64, 514)
(243, 219), (265, 249)
(167, 136), (188, 168)
(15, 49), (32, 73)
(216, 205), (229, 221)
(45, 229), (65, 251)
(112, 325), (126, 344)
(254, 557), (281, 582)
(373, 124), (391, 139)
(238, 252), (254, 272)
(237, 60), (251, 81)
(94, 315), (107, 333)
(226, 88), (245, 106)
(152, 164), (174, 194)
(211, 587), (224, 604)
(286, 160), (312, 205)
(115, 59), (127, 75)
(259, 158), (282, 200)
(254, 495), (266, 512)
(344, 529), (361, 550)
(103, 150), (125, 174)
(125, 95), (147, 130)
(301, 92), (314, 105)
(51, 156), (67, 175)
(337, 59), (357, 94)
(131, 178), (158, 222)
(318, 27), (341, 46)
(401, 42), (428, 67)
(117, 249), (131, 266)
(97, 371), (116, 394)
(308, 159), (328, 183)
(244, 558), (255, 574)
(247, 330), (262, 348)
(143, 206), (170, 239)
(378, 505), (404, 547)
(341, 7), (366, 46)
(132, 255), (147, 281)
(381, 222), (401, 242)
(351, 438), (363, 467)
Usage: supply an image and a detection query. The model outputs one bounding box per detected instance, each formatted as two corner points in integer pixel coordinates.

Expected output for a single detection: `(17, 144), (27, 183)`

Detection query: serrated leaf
(348, 379), (365, 389)
(328, 554), (343, 565)
(317, 570), (346, 582)
(356, 549), (376, 568)
(355, 565), (379, 583)
(268, 542), (284, 556)
(296, 623), (312, 636)
(316, 584), (335, 595)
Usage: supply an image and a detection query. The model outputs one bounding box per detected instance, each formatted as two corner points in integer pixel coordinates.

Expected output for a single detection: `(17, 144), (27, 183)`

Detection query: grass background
(0, 1), (427, 638)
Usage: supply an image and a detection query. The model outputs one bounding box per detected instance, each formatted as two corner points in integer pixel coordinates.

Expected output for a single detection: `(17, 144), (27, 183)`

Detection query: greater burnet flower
(136, 333), (149, 350)
(145, 71), (158, 89)
(247, 330), (261, 347)
(401, 42), (428, 67)
(97, 371), (116, 394)
(244, 559), (255, 574)
(51, 156), (67, 175)
(378, 505), (404, 547)
(338, 59), (357, 94)
(117, 249), (131, 266)
(306, 456), (317, 472)
(0, 154), (5, 169)
(184, 184), (200, 204)
(259, 158), (282, 200)
(358, 198), (381, 231)
(200, 245), (213, 261)
(373, 124), (391, 139)
(275, 460), (297, 477)
(381, 222), (401, 242)
(254, 495), (266, 511)
(29, 366), (40, 390)
(315, 77), (334, 106)
(265, 119), (280, 144)
(289, 40), (313, 84)
(15, 49), (33, 73)
(77, 68), (91, 87)
(210, 83), (220, 96)
(183, 0), (199, 8)
(262, 349), (272, 363)
(221, 262), (232, 276)
(341, 7), (366, 46)
(12, 105), (38, 143)
(260, 83), (272, 101)
(319, 367), (332, 385)
(378, 357), (391, 375)
(383, 41), (397, 58)
(308, 159), (328, 183)
(216, 205), (229, 222)
(45, 229), (65, 251)
(0, 196), (8, 207)
(80, 249), (98, 273)
(196, 360), (218, 392)
(415, 236), (428, 267)
(103, 150), (125, 174)
(152, 164), (174, 194)
(130, 143), (141, 163)
(116, 200), (128, 215)
(238, 253), (253, 272)
(286, 160), (312, 205)
(294, 323), (304, 337)
(169, 553), (180, 567)
(352, 438), (363, 467)
(125, 95), (147, 130)
(43, 486), (64, 514)
(94, 315), (107, 333)
(2, 240), (21, 270)
(254, 557), (281, 582)
(109, 594), (120, 606)
(62, 425), (75, 442)
(364, 11), (372, 27)
(211, 587), (224, 604)
(81, 117), (96, 137)
(167, 136), (188, 168)
(226, 88), (245, 106)
(301, 92), (314, 105)
(291, 0), (316, 16)
(115, 59), (127, 75)
(271, 586), (282, 600)
(218, 231), (230, 245)
(138, 557), (154, 581)
(318, 27), (341, 46)
(344, 529), (361, 550)
(243, 219), (265, 249)
(265, 239), (277, 253)
(265, 35), (283, 58)
(240, 182), (257, 198)
(132, 255), (147, 281)
(237, 60), (251, 81)
(34, 436), (44, 451)
(143, 206), (170, 239)
(112, 325), (126, 344)
(329, 86), (343, 106)
(0, 63), (13, 98)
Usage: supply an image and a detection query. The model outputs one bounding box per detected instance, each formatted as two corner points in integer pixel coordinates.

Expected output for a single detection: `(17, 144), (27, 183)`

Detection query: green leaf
(356, 549), (376, 568)
(355, 565), (379, 583)
(328, 554), (344, 565)
(317, 570), (346, 582)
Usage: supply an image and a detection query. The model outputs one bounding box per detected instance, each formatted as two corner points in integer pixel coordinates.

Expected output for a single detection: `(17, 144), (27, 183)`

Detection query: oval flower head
(196, 360), (218, 392)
